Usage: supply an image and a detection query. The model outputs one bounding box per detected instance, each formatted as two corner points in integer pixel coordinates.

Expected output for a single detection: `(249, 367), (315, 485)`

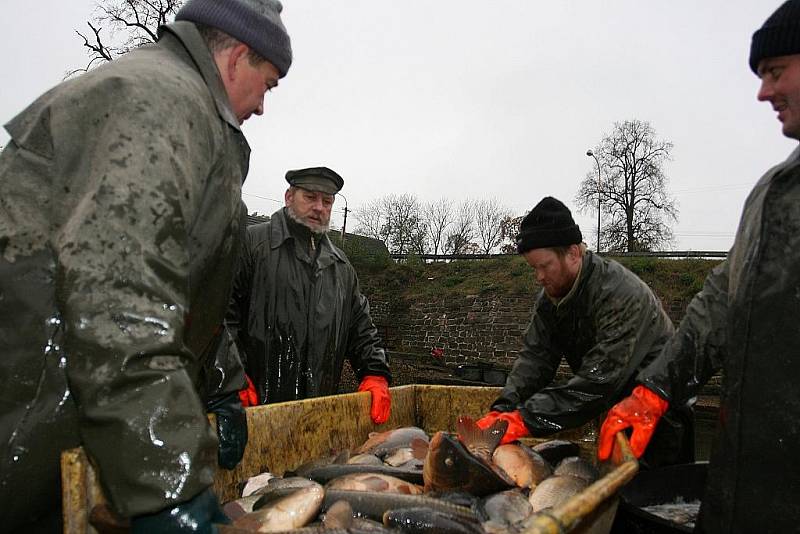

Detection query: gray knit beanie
(176, 0), (292, 77)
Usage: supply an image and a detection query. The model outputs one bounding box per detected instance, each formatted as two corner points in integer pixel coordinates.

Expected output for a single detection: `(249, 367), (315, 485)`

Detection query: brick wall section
(364, 289), (722, 396)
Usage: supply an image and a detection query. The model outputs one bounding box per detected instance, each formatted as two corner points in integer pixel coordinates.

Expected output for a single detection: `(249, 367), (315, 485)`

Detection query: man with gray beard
(228, 167), (392, 423)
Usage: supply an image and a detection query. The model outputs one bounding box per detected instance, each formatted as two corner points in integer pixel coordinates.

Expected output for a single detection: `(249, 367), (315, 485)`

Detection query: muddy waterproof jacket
(0, 22), (249, 530)
(229, 208), (391, 404)
(492, 252), (680, 437)
(639, 147), (800, 533)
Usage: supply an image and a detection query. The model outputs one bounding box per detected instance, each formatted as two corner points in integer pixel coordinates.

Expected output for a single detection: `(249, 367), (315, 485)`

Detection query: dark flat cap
(285, 167), (344, 194)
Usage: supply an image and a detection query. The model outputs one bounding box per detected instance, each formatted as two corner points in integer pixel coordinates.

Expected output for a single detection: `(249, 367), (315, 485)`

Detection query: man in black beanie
(476, 197), (694, 471)
(0, 0), (292, 532)
(600, 2), (800, 531)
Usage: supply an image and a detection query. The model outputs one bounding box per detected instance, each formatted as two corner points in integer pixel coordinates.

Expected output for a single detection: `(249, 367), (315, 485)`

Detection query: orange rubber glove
(238, 374), (258, 408)
(477, 410), (529, 444)
(358, 375), (391, 424)
(598, 385), (669, 460)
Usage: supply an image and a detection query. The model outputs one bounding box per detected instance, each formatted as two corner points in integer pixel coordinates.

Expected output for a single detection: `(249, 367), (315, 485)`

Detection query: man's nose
(757, 79), (773, 102)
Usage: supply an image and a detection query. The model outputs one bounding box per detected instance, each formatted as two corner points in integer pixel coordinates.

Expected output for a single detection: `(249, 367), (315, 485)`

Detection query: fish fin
(333, 449), (351, 464)
(457, 415), (509, 461)
(411, 437), (429, 460)
(361, 475), (391, 492)
(323, 500), (354, 529)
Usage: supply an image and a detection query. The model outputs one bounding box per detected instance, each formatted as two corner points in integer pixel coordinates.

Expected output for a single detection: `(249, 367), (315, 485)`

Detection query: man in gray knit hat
(0, 0), (291, 532)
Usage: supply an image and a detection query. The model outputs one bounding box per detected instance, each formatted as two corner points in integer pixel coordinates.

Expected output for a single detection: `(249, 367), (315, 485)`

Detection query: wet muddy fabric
(228, 208), (391, 404)
(0, 21), (249, 530)
(639, 146), (800, 533)
(491, 252), (692, 463)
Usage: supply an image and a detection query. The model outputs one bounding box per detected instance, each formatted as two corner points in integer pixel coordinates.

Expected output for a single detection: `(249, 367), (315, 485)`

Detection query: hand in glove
(358, 375), (391, 424)
(207, 392), (248, 470)
(598, 385), (669, 460)
(131, 488), (229, 534)
(477, 410), (529, 444)
(238, 374), (258, 407)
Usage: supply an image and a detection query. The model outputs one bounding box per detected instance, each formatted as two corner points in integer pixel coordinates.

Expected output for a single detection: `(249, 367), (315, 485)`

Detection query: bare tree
(71, 0), (183, 75)
(445, 200), (476, 254)
(354, 194), (426, 254)
(354, 198), (390, 246)
(422, 198), (453, 256)
(474, 198), (510, 254)
(499, 214), (525, 254)
(383, 194), (425, 255)
(576, 119), (678, 252)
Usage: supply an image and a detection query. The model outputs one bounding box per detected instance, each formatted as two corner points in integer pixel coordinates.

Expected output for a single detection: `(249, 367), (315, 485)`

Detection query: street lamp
(586, 149), (602, 252)
(337, 192), (349, 243)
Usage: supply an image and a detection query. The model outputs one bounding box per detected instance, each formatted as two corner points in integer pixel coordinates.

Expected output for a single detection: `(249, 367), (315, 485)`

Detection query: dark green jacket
(0, 22), (248, 529)
(639, 146), (800, 533)
(493, 251), (676, 435)
(229, 208), (391, 404)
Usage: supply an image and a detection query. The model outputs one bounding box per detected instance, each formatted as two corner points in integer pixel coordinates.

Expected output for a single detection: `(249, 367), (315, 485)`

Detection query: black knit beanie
(176, 0), (292, 78)
(516, 197), (582, 254)
(749, 0), (800, 74)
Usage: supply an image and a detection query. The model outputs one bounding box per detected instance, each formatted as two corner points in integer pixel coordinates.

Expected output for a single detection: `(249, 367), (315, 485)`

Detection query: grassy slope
(355, 254), (722, 304)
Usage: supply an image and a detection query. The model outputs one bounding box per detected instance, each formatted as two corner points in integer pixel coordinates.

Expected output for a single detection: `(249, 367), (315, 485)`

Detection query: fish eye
(445, 457), (454, 467)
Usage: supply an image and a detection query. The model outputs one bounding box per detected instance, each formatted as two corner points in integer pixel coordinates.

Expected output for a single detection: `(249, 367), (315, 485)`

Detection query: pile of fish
(221, 417), (601, 533)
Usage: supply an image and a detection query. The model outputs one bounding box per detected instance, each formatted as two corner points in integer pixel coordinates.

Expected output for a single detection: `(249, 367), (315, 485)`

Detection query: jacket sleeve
(491, 305), (560, 414)
(516, 286), (661, 436)
(54, 75), (220, 516)
(227, 225), (257, 371)
(346, 270), (392, 382)
(638, 260), (729, 404)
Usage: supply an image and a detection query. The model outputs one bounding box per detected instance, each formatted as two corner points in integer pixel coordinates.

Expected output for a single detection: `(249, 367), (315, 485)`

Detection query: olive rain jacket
(228, 208), (391, 404)
(0, 22), (249, 530)
(492, 252), (692, 465)
(639, 146), (800, 533)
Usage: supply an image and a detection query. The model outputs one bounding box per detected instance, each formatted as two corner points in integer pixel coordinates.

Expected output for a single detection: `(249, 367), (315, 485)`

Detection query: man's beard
(286, 205), (330, 234)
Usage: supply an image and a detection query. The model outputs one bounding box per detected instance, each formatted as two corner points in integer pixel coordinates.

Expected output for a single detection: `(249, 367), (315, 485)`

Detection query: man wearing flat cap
(476, 197), (694, 469)
(0, 0), (293, 531)
(599, 1), (800, 530)
(228, 167), (392, 425)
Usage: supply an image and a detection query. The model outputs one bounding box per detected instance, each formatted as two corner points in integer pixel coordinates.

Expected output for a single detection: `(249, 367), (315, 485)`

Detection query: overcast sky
(0, 1), (793, 251)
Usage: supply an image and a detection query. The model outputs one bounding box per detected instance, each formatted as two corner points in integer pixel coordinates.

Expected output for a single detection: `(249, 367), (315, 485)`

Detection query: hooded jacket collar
(269, 208), (346, 268)
(158, 21), (242, 132)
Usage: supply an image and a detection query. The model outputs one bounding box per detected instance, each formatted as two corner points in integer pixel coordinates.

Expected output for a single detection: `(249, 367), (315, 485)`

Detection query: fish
(223, 494), (263, 520)
(492, 443), (553, 489)
(455, 415), (508, 463)
(241, 472), (276, 497)
(320, 489), (477, 523)
(383, 437), (428, 467)
(383, 507), (485, 534)
(252, 477), (320, 509)
(355, 426), (430, 457)
(301, 463), (423, 485)
(478, 489), (534, 532)
(553, 456), (599, 483)
(423, 431), (515, 495)
(291, 450), (351, 477)
(347, 453), (384, 466)
(321, 500), (395, 533)
(325, 472), (423, 494)
(528, 475), (589, 512)
(233, 483), (325, 532)
(531, 439), (581, 466)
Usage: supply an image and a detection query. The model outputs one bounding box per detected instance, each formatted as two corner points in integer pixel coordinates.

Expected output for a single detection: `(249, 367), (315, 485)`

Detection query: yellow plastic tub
(61, 385), (636, 533)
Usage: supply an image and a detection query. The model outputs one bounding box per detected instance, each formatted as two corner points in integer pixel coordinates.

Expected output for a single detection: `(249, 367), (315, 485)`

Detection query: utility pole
(338, 193), (349, 243)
